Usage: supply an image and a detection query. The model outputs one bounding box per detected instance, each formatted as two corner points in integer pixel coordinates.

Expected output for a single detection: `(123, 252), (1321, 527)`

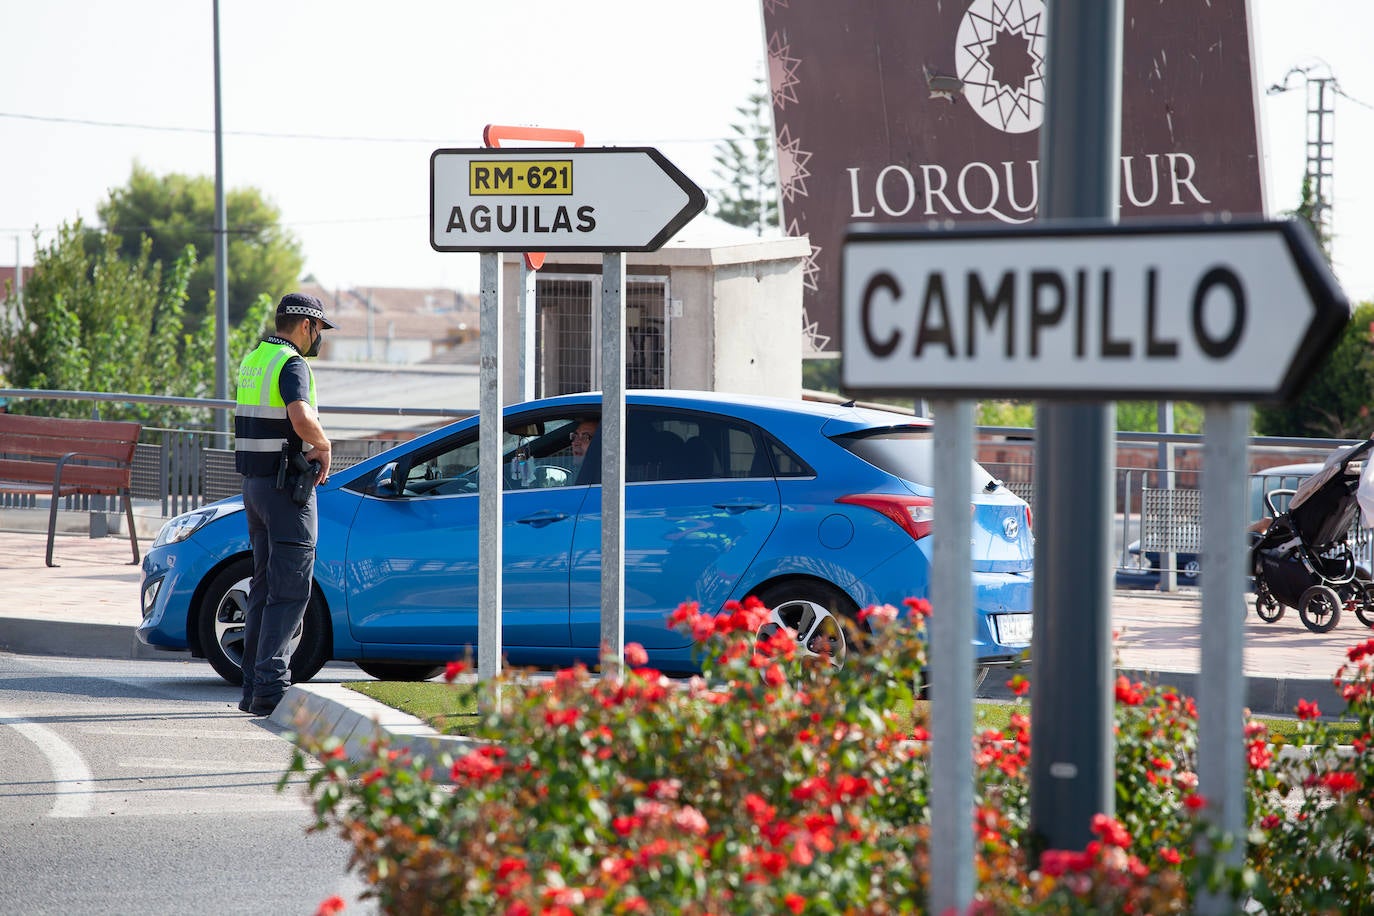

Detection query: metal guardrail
(4, 388), (1370, 568)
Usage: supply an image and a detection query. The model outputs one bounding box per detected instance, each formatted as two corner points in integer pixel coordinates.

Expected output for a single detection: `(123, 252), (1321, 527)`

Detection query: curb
(0, 618), (168, 661)
(978, 664), (1348, 719)
(274, 682), (477, 773)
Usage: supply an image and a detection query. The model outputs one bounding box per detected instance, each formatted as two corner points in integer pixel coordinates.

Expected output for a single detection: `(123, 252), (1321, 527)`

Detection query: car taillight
(836, 494), (934, 541)
(1024, 505), (1033, 531)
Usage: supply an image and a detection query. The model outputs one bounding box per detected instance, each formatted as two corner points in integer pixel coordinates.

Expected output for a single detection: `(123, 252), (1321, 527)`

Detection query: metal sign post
(928, 398), (975, 912)
(477, 251), (503, 681)
(600, 253), (627, 676)
(1029, 0), (1123, 860)
(1197, 403), (1249, 913)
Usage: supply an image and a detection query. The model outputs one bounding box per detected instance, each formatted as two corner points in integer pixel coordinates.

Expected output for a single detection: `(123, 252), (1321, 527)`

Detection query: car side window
(401, 437), (481, 496)
(765, 435), (815, 478)
(626, 409), (767, 482)
(388, 413), (598, 497)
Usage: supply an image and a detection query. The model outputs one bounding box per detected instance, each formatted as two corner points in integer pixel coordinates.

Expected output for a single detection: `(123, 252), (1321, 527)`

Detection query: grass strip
(345, 680), (1365, 744)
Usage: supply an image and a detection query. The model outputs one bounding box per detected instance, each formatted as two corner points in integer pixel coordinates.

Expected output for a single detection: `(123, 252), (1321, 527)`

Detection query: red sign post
(482, 124), (586, 270)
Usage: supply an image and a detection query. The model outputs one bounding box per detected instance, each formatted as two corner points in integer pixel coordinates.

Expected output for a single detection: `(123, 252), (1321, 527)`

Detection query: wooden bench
(0, 414), (142, 567)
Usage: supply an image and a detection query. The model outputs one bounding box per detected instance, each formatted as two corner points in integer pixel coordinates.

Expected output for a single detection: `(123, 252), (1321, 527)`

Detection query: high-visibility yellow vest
(234, 339), (317, 475)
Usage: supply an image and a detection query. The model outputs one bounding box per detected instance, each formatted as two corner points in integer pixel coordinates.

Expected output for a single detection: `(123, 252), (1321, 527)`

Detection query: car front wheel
(196, 557), (331, 687)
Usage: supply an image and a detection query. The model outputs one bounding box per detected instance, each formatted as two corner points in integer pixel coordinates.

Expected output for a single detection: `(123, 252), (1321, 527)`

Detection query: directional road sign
(841, 219), (1350, 402)
(431, 146), (706, 253)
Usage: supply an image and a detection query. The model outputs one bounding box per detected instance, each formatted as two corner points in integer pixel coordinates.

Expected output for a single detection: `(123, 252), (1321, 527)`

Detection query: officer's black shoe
(237, 698), (252, 713)
(250, 698), (281, 717)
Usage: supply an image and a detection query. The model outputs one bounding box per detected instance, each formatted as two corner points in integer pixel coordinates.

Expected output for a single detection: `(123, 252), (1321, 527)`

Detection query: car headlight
(152, 503), (244, 547)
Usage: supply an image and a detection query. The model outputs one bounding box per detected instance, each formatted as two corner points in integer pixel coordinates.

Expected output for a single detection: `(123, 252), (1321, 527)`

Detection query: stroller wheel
(1254, 587), (1284, 624)
(1354, 583), (1374, 629)
(1298, 584), (1342, 634)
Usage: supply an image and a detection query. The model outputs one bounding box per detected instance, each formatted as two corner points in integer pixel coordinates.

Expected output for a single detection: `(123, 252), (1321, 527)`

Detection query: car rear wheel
(1298, 584), (1341, 634)
(355, 662), (445, 681)
(750, 581), (857, 671)
(196, 557), (330, 687)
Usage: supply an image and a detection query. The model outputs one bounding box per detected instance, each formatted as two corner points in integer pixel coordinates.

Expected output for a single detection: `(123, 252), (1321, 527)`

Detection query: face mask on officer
(304, 319), (322, 358)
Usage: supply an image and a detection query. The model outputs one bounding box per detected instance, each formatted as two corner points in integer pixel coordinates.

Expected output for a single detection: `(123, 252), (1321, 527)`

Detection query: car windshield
(833, 428), (998, 493)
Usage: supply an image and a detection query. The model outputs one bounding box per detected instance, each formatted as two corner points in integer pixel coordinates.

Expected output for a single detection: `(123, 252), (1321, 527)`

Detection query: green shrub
(286, 603), (1374, 914)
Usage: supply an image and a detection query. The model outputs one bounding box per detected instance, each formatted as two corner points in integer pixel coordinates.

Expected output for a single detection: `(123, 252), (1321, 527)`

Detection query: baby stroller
(1251, 437), (1374, 633)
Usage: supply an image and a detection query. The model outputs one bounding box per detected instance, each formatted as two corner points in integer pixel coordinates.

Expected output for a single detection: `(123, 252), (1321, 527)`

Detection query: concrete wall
(499, 235), (809, 403)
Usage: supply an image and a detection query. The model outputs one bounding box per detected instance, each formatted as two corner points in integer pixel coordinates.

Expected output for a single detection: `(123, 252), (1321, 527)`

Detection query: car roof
(1253, 462), (1322, 477)
(518, 390), (933, 435)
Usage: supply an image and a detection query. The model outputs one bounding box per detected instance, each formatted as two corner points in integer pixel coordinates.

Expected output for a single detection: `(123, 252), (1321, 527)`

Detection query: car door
(344, 412), (592, 651)
(568, 407), (781, 650)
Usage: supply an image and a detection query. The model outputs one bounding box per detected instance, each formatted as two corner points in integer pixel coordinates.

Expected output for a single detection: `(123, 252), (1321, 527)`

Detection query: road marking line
(0, 709), (94, 818)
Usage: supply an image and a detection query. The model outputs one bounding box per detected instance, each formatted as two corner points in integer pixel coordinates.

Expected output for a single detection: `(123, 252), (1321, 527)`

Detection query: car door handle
(516, 510), (569, 528)
(713, 500), (768, 513)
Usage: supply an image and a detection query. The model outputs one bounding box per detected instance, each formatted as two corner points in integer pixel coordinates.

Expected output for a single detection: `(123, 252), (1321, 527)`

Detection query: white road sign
(430, 146), (706, 253)
(841, 219), (1349, 401)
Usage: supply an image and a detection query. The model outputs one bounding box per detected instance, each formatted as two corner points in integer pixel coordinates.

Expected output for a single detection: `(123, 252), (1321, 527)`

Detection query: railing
(1, 387), (470, 515)
(4, 387), (1371, 582)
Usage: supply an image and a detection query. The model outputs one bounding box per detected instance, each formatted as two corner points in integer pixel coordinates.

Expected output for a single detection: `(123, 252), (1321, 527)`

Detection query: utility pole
(212, 0), (232, 447)
(1268, 65), (1337, 246)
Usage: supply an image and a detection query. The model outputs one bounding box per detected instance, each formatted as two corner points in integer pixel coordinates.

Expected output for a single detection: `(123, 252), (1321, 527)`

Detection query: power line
(0, 109), (736, 146)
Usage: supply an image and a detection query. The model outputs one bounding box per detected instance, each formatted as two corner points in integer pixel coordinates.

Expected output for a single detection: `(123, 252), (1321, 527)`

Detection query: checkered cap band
(276, 293), (336, 328)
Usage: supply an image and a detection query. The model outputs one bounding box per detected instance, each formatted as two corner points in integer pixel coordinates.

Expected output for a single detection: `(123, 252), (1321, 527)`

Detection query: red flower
(1039, 848), (1093, 877)
(1247, 739), (1274, 771)
(1115, 675), (1145, 706)
(314, 896), (346, 916)
(496, 857), (526, 879)
(1296, 698), (1322, 720)
(600, 856), (634, 883)
(673, 805), (710, 836)
(1159, 847), (1181, 865)
(1348, 639), (1374, 663)
(1184, 793), (1207, 811)
(1320, 771), (1360, 795)
(360, 768), (385, 787)
(857, 603), (898, 624)
(904, 596), (933, 619)
(544, 707), (580, 728)
(669, 600), (701, 627)
(784, 893), (806, 914)
(450, 747), (506, 782)
(443, 660), (467, 682)
(1260, 814), (1281, 830)
(744, 793), (776, 825)
(1007, 675), (1029, 697)
(1090, 813), (1132, 848)
(764, 663), (786, 688)
(625, 642), (649, 667)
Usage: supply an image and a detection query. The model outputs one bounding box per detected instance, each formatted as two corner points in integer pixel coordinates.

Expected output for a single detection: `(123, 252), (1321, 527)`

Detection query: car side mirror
(370, 462), (403, 497)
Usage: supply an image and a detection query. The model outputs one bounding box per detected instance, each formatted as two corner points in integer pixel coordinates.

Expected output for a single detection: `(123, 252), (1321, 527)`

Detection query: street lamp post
(212, 0), (231, 446)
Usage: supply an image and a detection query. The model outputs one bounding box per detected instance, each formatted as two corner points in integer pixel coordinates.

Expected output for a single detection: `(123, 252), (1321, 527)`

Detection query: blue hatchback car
(137, 391), (1034, 684)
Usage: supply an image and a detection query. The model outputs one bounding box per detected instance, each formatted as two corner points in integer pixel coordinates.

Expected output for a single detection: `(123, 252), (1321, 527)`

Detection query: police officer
(234, 293), (335, 716)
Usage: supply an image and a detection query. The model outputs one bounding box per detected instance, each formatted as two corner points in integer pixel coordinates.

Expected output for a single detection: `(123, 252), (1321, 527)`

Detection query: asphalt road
(0, 653), (375, 916)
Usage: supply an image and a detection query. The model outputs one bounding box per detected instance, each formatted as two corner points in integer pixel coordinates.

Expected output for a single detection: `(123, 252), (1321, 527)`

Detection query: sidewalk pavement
(1, 524), (1369, 764)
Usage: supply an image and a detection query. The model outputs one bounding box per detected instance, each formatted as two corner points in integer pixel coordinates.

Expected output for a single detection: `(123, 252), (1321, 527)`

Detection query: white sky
(1, 1), (1371, 304)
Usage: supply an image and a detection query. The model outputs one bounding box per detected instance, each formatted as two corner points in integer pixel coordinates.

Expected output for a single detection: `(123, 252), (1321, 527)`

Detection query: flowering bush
(287, 604), (1374, 915)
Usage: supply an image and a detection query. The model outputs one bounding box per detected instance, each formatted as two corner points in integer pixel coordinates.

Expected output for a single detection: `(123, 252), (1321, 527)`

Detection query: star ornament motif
(775, 124), (812, 203)
(787, 218), (821, 293)
(954, 0), (1047, 134)
(768, 32), (802, 110)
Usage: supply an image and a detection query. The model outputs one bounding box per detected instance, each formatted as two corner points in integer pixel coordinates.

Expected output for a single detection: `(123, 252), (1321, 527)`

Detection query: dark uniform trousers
(240, 474), (317, 712)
